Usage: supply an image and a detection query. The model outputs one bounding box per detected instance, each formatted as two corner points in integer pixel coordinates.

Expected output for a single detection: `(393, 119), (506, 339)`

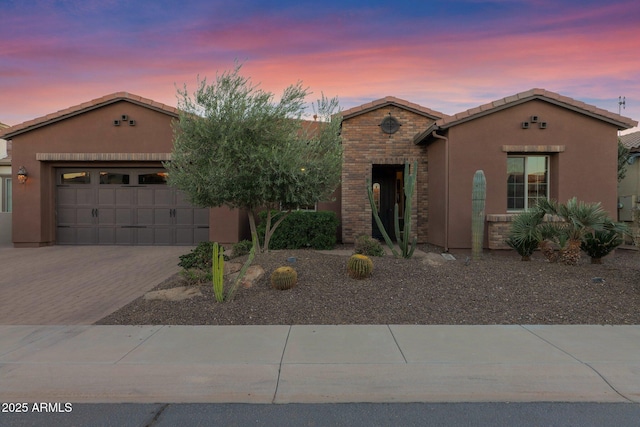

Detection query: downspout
(430, 130), (450, 252)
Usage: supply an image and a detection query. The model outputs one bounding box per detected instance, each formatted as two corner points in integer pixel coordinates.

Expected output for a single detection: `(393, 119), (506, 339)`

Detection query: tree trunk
(247, 210), (260, 252)
(539, 240), (558, 263)
(264, 209), (292, 252)
(560, 239), (582, 265)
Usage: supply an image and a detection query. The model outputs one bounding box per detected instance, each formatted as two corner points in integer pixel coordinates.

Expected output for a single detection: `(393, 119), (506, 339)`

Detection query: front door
(371, 165), (404, 241)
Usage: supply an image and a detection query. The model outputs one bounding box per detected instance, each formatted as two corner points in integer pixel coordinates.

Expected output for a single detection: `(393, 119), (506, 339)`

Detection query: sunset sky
(1, 0), (639, 133)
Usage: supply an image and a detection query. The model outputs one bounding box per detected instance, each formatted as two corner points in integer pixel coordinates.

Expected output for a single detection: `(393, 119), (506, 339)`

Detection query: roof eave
(413, 123), (441, 145)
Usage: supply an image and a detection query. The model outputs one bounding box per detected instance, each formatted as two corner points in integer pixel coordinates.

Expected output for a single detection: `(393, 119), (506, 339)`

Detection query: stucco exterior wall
(341, 105), (433, 243)
(442, 100), (621, 249)
(8, 101), (242, 247)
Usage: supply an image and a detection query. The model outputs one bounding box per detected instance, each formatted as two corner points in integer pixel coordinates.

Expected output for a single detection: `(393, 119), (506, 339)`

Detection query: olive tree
(165, 64), (342, 252)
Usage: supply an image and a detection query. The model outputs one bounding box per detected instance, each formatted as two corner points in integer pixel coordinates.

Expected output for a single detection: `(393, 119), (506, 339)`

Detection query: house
(0, 121), (11, 245)
(618, 131), (640, 238)
(341, 89), (636, 250)
(1, 89), (636, 249)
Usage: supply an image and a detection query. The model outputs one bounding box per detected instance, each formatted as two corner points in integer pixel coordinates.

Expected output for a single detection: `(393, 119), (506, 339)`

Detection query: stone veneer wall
(341, 105), (434, 243)
(486, 214), (515, 250)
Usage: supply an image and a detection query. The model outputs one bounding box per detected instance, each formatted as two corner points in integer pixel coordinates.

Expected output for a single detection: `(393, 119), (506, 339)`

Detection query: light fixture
(17, 166), (28, 184)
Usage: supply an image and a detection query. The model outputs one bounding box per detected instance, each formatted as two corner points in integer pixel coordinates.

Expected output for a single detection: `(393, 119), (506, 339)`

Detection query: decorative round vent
(380, 115), (400, 134)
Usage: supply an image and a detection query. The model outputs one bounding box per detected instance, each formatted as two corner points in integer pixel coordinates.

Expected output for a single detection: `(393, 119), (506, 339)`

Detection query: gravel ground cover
(96, 245), (640, 325)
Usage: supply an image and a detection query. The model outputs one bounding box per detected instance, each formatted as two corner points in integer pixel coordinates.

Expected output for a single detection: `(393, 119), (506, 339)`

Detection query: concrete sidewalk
(1, 324), (639, 404)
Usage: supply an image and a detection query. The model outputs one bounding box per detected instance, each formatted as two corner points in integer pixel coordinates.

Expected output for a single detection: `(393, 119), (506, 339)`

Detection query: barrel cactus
(270, 266), (298, 290)
(347, 254), (373, 279)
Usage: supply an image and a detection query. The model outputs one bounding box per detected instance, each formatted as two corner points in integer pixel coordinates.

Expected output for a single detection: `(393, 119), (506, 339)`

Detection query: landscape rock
(144, 286), (202, 301)
(227, 265), (265, 288)
(422, 252), (446, 267)
(224, 262), (242, 275)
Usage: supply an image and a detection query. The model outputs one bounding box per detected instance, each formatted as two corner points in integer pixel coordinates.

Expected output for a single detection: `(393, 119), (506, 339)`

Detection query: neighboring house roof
(620, 131), (640, 153)
(0, 92), (179, 139)
(342, 96), (448, 121)
(415, 88), (639, 145)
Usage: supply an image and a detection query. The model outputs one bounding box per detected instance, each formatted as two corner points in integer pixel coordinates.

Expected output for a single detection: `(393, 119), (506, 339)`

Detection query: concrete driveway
(0, 246), (190, 324)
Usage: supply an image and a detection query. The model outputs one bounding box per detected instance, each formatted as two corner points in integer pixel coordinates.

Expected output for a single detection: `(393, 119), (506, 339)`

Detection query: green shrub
(232, 240), (253, 258)
(354, 234), (385, 257)
(180, 268), (210, 285)
(257, 210), (339, 250)
(178, 242), (227, 271)
(505, 236), (539, 261)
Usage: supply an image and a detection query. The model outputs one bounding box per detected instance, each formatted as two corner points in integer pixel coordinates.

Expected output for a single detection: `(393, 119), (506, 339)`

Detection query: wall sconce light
(17, 166), (28, 184)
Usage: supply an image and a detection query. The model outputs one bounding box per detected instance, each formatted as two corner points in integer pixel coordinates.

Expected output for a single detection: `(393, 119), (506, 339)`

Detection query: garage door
(56, 168), (209, 245)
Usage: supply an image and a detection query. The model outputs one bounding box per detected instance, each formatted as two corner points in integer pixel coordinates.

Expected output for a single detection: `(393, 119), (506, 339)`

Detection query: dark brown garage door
(56, 168), (209, 245)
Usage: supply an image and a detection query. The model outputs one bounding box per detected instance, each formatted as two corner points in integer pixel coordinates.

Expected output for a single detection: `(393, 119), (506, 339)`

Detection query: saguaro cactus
(395, 161), (418, 258)
(472, 170), (487, 260)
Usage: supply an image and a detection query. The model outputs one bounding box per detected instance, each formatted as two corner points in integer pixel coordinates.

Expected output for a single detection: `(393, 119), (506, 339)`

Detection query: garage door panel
(75, 188), (94, 205)
(176, 227), (210, 245)
(154, 209), (171, 226)
(193, 209), (209, 226)
(75, 208), (94, 225)
(98, 188), (116, 206)
(97, 227), (115, 245)
(116, 228), (134, 244)
(56, 227), (75, 245)
(56, 168), (209, 245)
(76, 227), (96, 245)
(153, 188), (173, 205)
(175, 208), (193, 226)
(136, 208), (153, 226)
(116, 188), (134, 205)
(137, 188), (154, 205)
(58, 188), (78, 205)
(152, 228), (172, 245)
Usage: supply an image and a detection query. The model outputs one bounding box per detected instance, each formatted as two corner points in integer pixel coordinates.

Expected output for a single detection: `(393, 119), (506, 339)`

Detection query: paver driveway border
(0, 245), (190, 324)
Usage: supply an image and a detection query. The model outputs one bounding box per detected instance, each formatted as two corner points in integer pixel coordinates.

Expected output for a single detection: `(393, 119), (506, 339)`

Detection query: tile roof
(342, 96), (448, 120)
(415, 88), (638, 144)
(0, 92), (179, 139)
(442, 88), (637, 128)
(621, 131), (640, 152)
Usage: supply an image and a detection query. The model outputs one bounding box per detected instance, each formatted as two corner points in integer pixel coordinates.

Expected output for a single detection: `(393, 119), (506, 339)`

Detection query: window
(99, 172), (129, 185)
(61, 171), (90, 184)
(507, 156), (548, 210)
(138, 172), (168, 185)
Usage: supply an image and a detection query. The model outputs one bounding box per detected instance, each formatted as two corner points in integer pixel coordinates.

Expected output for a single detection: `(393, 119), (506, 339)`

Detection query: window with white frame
(507, 156), (548, 210)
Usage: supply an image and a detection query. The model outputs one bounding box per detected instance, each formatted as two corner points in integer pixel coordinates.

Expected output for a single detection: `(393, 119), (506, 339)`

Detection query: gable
(0, 92), (178, 140)
(342, 96), (447, 121)
(415, 89), (637, 145)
